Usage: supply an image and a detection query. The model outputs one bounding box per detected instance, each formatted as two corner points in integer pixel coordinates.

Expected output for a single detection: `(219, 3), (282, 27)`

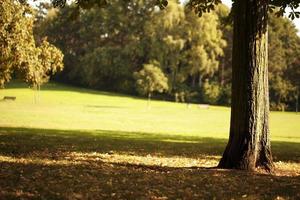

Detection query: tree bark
(218, 0), (274, 171)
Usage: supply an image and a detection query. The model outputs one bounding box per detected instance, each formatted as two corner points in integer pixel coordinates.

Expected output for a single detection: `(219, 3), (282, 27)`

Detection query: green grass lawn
(0, 82), (299, 199)
(0, 82), (299, 142)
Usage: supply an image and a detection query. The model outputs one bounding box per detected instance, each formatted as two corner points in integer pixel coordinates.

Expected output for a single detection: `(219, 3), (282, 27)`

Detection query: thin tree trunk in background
(296, 93), (299, 113)
(218, 0), (274, 171)
(147, 92), (151, 109)
(198, 74), (202, 88)
(192, 75), (196, 87)
(38, 83), (41, 103)
(34, 84), (38, 104)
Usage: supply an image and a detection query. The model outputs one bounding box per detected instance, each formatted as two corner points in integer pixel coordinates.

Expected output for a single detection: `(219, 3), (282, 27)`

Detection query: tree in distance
(25, 39), (64, 89)
(134, 61), (169, 107)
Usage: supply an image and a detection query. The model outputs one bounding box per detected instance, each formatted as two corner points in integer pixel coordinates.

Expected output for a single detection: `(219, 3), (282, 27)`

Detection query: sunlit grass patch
(0, 82), (299, 142)
(0, 152), (220, 169)
(0, 155), (81, 166)
(274, 162), (300, 176)
(68, 152), (221, 168)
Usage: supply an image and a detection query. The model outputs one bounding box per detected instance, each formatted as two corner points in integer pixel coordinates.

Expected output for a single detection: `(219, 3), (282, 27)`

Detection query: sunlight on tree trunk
(218, 0), (274, 171)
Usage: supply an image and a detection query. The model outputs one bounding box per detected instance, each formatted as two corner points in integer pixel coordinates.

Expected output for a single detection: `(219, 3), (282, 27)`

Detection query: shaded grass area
(0, 127), (226, 159)
(0, 127), (299, 162)
(0, 127), (300, 199)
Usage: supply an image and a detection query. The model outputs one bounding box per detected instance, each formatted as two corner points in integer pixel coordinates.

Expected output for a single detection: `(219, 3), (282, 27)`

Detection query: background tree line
(34, 0), (300, 111)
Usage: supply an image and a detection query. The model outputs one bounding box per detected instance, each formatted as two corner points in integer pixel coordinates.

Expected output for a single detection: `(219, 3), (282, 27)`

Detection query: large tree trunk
(218, 0), (274, 171)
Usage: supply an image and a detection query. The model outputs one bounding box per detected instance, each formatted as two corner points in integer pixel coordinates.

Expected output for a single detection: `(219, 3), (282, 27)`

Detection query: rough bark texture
(218, 0), (274, 171)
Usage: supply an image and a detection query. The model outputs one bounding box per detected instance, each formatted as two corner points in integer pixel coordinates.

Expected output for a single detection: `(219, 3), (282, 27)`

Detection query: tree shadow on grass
(0, 127), (299, 163)
(0, 127), (299, 199)
(0, 127), (225, 161)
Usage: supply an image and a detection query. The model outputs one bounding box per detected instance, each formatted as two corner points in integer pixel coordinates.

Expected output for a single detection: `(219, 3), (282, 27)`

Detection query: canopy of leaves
(185, 0), (300, 19)
(0, 0), (63, 87)
(183, 8), (226, 83)
(0, 0), (34, 87)
(40, 0), (300, 20)
(34, 1), (300, 110)
(25, 39), (64, 86)
(134, 61), (169, 96)
(268, 13), (300, 110)
(144, 0), (225, 93)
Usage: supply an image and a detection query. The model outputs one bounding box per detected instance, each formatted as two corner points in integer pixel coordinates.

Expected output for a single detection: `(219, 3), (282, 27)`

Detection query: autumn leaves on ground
(0, 83), (300, 199)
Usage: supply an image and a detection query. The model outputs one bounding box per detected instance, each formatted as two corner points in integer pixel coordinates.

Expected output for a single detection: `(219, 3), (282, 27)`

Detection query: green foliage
(45, 0), (300, 19)
(134, 61), (168, 97)
(37, 0), (226, 97)
(34, 1), (300, 111)
(218, 84), (231, 105)
(0, 0), (33, 87)
(186, 0), (300, 20)
(202, 79), (221, 104)
(36, 0), (155, 92)
(187, 0), (222, 17)
(25, 39), (64, 86)
(0, 0), (63, 88)
(183, 8), (226, 87)
(268, 14), (300, 111)
(145, 1), (225, 93)
(145, 0), (185, 92)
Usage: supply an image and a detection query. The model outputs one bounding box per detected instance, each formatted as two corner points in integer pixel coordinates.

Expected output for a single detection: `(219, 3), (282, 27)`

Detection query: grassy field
(0, 82), (299, 199)
(0, 82), (299, 142)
